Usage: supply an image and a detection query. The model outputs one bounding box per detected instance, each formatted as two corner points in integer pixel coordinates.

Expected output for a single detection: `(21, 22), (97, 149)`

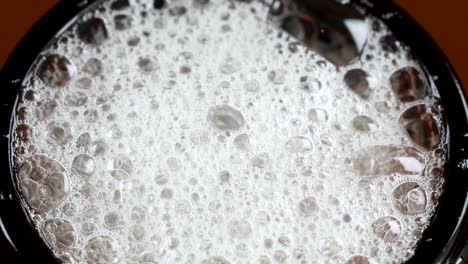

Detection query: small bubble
(81, 222), (97, 236)
(110, 0), (130, 10)
(227, 219), (252, 239)
(343, 214), (352, 223)
(109, 155), (133, 180)
(84, 236), (119, 263)
(77, 18), (108, 46)
(92, 140), (108, 156)
(37, 54), (76, 88)
(393, 182), (427, 215)
(243, 79), (260, 92)
(428, 167), (443, 178)
(235, 243), (250, 258)
(169, 6), (187, 16)
(207, 105), (245, 131)
(267, 70), (286, 85)
(399, 104), (440, 150)
(114, 14), (133, 30)
(104, 211), (125, 229)
(233, 133), (250, 151)
(278, 236), (291, 247)
(251, 153), (270, 169)
(160, 188), (174, 199)
(380, 35), (400, 53)
(24, 90), (37, 101)
(72, 154), (95, 177)
(180, 65), (191, 74)
(194, 0), (210, 6)
(288, 42), (300, 53)
(17, 107), (28, 121)
(16, 124), (34, 142)
(390, 67), (427, 103)
(65, 91), (88, 107)
(344, 69), (371, 99)
(201, 256), (230, 264)
(264, 239), (273, 249)
(190, 130), (210, 145)
(155, 173), (169, 185)
(220, 57), (241, 74)
(84, 109), (99, 122)
(130, 224), (145, 241)
(191, 192), (200, 202)
(319, 238), (343, 257)
(15, 146), (26, 156)
(299, 76), (322, 93)
(273, 250), (288, 263)
(371, 216), (402, 242)
(285, 136), (314, 153)
(75, 77), (93, 89)
(346, 255), (378, 264)
(36, 100), (58, 121)
(153, 0), (166, 9)
(137, 57), (157, 74)
(308, 108), (329, 123)
(130, 205), (148, 223)
(217, 170), (231, 183)
(83, 58), (103, 76)
(139, 252), (157, 263)
(351, 116), (379, 133)
(46, 121), (73, 146)
(299, 196), (319, 216)
(259, 255), (271, 264)
(167, 157), (182, 171)
(127, 36), (141, 46)
(42, 218), (76, 249)
(175, 200), (191, 214)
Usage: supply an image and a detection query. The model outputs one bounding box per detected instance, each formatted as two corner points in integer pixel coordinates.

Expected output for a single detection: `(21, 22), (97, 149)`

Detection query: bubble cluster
(393, 182), (427, 215)
(352, 145), (424, 177)
(84, 236), (119, 263)
(12, 0), (447, 263)
(42, 218), (76, 249)
(46, 121), (73, 146)
(371, 216), (402, 242)
(18, 155), (69, 213)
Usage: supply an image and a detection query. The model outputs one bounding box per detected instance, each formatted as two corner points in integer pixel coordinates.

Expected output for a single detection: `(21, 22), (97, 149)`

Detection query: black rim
(0, 0), (466, 263)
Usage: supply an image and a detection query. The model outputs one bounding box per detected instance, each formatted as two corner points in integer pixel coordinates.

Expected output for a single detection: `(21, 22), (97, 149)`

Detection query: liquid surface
(12, 0), (447, 263)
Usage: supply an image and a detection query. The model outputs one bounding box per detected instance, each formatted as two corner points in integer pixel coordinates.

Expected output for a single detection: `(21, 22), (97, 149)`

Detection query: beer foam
(12, 0), (447, 263)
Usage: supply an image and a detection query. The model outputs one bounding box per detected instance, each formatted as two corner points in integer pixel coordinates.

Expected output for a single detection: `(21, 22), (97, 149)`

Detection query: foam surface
(12, 0), (447, 263)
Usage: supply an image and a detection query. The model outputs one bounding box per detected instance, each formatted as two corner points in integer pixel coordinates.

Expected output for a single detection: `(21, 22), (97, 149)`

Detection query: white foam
(12, 0), (447, 263)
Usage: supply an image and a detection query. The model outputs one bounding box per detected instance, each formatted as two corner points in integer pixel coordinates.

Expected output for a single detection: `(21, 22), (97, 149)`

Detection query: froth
(12, 0), (447, 263)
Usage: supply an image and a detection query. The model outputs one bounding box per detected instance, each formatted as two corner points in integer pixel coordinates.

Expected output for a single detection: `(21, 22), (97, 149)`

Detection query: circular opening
(0, 0), (467, 263)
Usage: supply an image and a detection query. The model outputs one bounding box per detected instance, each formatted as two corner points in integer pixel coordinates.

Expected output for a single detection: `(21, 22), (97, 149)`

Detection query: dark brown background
(0, 0), (467, 90)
